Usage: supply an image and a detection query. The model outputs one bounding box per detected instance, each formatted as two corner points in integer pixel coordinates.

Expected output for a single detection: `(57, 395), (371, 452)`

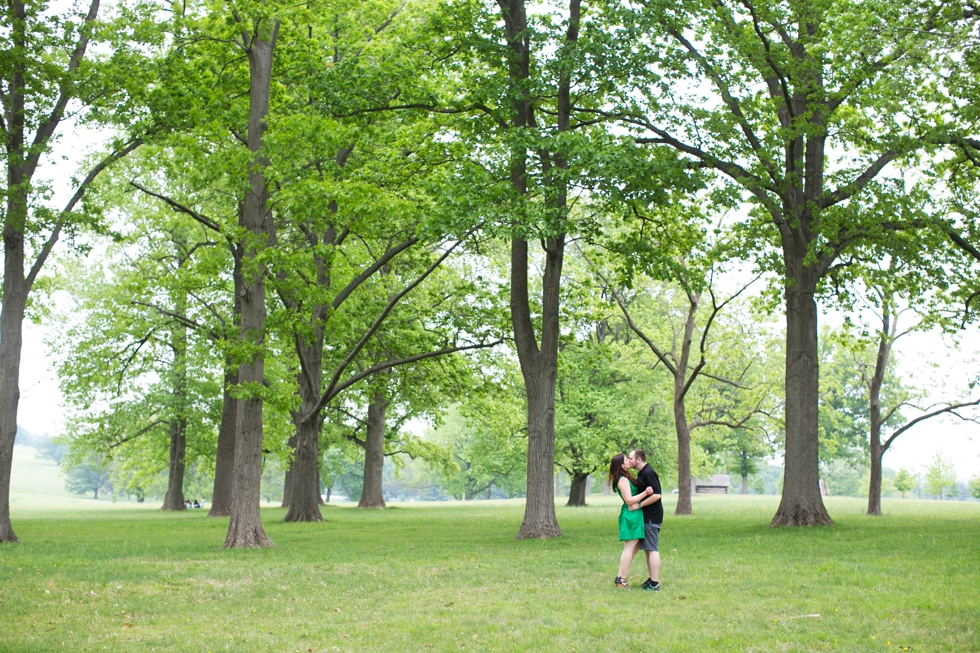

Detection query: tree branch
(25, 138), (143, 291)
(24, 0), (101, 180)
(129, 180), (223, 233)
(818, 150), (898, 209)
(309, 238), (467, 418)
(331, 235), (419, 310)
(882, 398), (980, 451)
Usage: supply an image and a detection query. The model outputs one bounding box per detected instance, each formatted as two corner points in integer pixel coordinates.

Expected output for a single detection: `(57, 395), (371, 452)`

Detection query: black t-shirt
(634, 464), (663, 524)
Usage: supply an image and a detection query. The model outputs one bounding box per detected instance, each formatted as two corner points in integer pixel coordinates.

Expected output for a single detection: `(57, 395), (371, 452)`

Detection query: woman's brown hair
(607, 453), (634, 489)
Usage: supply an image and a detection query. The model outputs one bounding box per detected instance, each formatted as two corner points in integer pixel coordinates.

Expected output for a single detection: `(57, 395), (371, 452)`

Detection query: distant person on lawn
(609, 453), (653, 589)
(629, 449), (663, 591)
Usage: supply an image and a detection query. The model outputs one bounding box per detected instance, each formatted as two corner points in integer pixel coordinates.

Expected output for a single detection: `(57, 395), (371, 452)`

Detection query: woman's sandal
(614, 576), (629, 589)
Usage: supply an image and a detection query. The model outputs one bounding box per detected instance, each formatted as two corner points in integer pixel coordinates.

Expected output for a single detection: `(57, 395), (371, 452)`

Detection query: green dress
(616, 479), (645, 541)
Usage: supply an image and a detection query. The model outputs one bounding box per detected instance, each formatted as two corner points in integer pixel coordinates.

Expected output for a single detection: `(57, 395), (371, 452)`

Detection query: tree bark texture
(224, 22), (279, 549)
(771, 270), (832, 526)
(766, 37), (833, 527)
(208, 364), (238, 516)
(282, 218), (344, 521)
(161, 295), (189, 511)
(498, 0), (580, 540)
(283, 339), (324, 521)
(209, 253), (242, 517)
(0, 0), (38, 544)
(161, 418), (187, 510)
(358, 394), (388, 509)
(514, 236), (563, 539)
(566, 471), (589, 506)
(673, 294), (699, 515)
(866, 304), (892, 516)
(0, 276), (25, 543)
(867, 442), (884, 516)
(674, 398), (693, 515)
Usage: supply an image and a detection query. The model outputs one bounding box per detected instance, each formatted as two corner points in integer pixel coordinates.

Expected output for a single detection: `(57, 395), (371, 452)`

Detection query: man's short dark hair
(632, 449), (646, 462)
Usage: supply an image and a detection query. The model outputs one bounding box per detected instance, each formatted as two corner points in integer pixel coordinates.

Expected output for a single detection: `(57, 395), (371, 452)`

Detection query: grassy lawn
(1, 494), (977, 652)
(8, 446), (149, 511)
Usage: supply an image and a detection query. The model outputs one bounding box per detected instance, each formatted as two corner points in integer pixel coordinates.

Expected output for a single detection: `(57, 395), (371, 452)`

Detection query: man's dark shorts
(637, 523), (660, 551)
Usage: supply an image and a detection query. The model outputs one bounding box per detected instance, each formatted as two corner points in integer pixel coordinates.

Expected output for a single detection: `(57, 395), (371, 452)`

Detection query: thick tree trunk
(566, 471), (589, 506)
(867, 442), (884, 516)
(0, 163), (28, 544)
(513, 235), (564, 539)
(0, 288), (24, 543)
(283, 324), (324, 520)
(741, 474), (748, 494)
(0, 24), (29, 540)
(284, 418), (323, 521)
(226, 256), (273, 544)
(358, 394), (387, 509)
(224, 22), (279, 549)
(771, 274), (832, 527)
(209, 253), (242, 517)
(497, 0), (571, 540)
(161, 419), (187, 510)
(208, 365), (238, 517)
(674, 400), (693, 515)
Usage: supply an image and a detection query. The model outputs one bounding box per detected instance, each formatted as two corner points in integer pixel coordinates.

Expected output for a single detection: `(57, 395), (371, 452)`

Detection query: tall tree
(495, 0), (579, 538)
(0, 0), (160, 541)
(369, 0), (637, 536)
(221, 4), (280, 549)
(611, 0), (959, 525)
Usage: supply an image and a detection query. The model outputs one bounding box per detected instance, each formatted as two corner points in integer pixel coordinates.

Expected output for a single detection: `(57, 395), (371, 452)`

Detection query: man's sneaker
(641, 579), (660, 591)
(614, 576), (629, 589)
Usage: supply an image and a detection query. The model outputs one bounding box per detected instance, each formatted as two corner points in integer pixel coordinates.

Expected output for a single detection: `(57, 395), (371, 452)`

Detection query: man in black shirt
(629, 449), (662, 591)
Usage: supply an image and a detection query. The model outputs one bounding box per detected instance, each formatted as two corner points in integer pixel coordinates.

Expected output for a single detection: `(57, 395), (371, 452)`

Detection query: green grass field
(8, 445), (150, 511)
(1, 490), (977, 653)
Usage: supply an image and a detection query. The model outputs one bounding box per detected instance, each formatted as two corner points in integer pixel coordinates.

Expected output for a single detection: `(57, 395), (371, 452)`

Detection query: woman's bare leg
(618, 540), (639, 579)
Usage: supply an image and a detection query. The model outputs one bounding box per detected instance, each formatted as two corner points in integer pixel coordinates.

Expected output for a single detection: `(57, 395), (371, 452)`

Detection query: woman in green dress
(609, 453), (653, 588)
